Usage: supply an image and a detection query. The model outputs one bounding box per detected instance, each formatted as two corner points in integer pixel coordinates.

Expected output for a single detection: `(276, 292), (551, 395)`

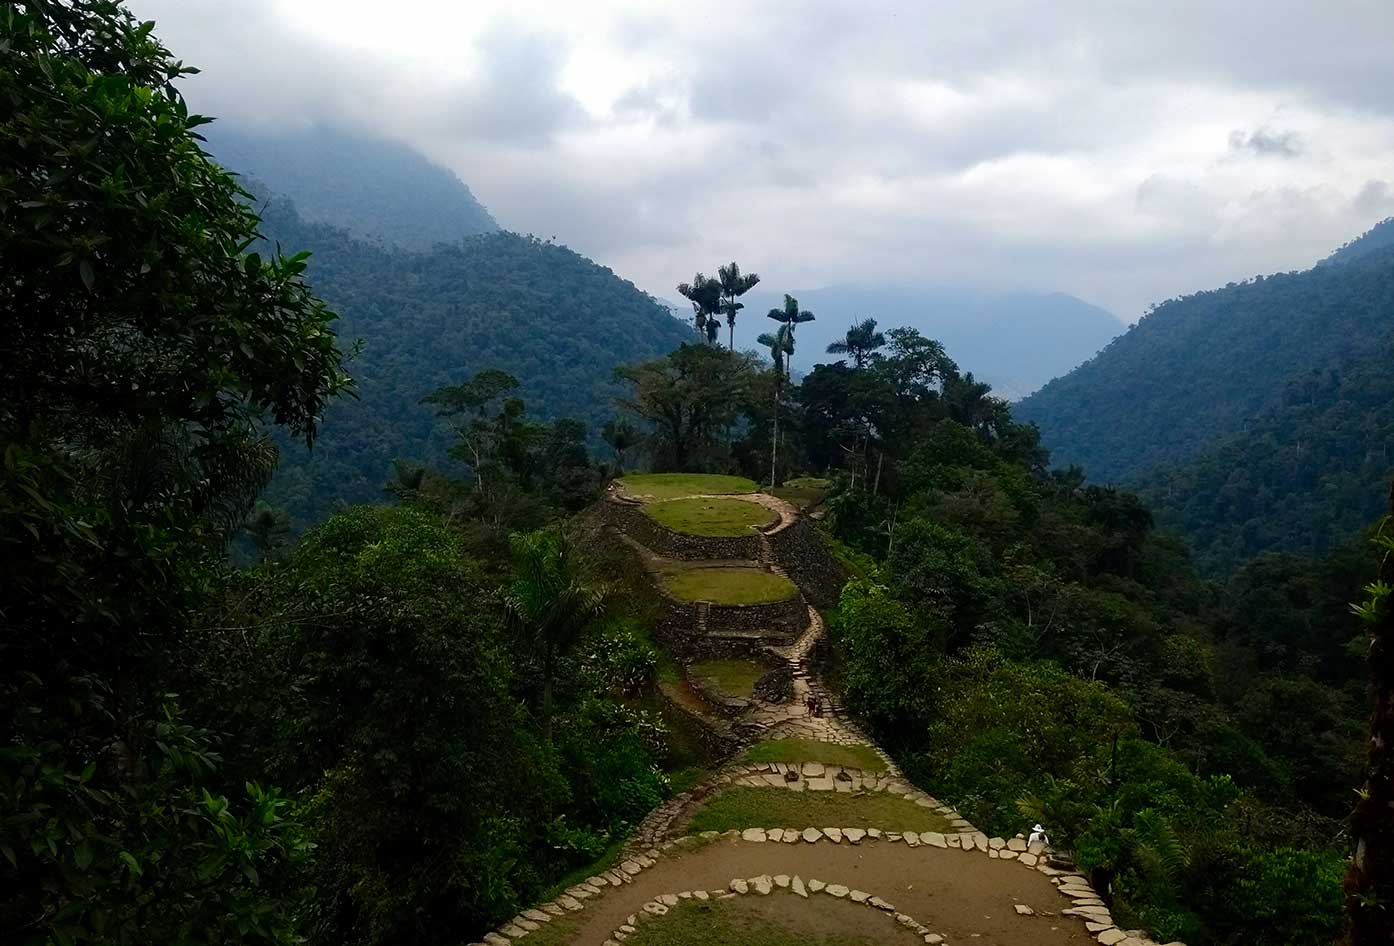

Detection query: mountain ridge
(207, 123), (499, 250)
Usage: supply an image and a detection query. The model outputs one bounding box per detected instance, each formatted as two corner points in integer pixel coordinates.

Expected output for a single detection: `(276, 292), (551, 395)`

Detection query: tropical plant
(717, 261), (761, 349)
(1346, 482), (1394, 945)
(827, 317), (887, 368)
(504, 527), (609, 742)
(757, 326), (793, 486)
(676, 272), (722, 343)
(766, 294), (816, 379)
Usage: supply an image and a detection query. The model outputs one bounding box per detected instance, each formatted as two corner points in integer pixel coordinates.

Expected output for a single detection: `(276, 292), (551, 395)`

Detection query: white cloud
(135, 0), (1394, 322)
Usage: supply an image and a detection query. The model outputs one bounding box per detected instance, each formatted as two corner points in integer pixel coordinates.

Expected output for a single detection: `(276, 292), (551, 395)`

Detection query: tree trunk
(1346, 481), (1394, 945)
(542, 643), (554, 745)
(770, 380), (780, 489)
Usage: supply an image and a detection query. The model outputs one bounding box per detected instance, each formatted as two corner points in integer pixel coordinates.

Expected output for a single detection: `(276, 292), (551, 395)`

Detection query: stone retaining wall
(708, 593), (807, 639)
(768, 518), (849, 609)
(601, 497), (763, 561)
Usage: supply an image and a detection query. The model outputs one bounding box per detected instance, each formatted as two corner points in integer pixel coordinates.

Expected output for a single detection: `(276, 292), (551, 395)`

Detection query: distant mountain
(206, 124), (498, 249)
(1016, 242), (1394, 485)
(257, 198), (691, 525)
(1320, 216), (1394, 267)
(731, 285), (1120, 400)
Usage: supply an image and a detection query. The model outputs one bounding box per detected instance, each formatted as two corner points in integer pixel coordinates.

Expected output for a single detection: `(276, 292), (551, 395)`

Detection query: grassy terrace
(661, 564), (798, 605)
(616, 472), (758, 501)
(684, 786), (950, 834)
(626, 896), (918, 946)
(740, 738), (887, 773)
(771, 476), (831, 510)
(690, 658), (771, 698)
(645, 497), (777, 536)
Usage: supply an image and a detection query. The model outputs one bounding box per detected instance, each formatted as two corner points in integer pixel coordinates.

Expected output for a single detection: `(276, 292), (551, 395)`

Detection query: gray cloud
(1229, 126), (1304, 157)
(134, 0), (1394, 322)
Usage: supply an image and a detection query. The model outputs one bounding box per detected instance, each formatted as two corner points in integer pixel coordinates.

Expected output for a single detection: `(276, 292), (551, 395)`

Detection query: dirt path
(479, 488), (1145, 946)
(562, 839), (1096, 946)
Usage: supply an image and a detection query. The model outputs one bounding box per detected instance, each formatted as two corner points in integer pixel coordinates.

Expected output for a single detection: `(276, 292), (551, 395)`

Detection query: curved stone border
(604, 876), (949, 945)
(471, 826), (1181, 946)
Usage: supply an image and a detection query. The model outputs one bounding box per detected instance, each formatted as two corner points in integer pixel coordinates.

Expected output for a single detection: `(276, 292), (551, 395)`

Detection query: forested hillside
(1137, 339), (1394, 572)
(1015, 243), (1394, 484)
(208, 124), (499, 248)
(258, 199), (693, 525)
(1321, 217), (1394, 266)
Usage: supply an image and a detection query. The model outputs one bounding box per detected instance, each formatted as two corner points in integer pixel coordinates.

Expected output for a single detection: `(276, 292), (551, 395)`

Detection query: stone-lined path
(472, 485), (1180, 946)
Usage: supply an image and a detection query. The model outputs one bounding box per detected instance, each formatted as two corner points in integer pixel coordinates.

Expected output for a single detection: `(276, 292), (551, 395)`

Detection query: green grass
(513, 913), (581, 946)
(645, 497), (777, 536)
(617, 473), (758, 501)
(684, 786), (950, 834)
(690, 658), (769, 698)
(771, 477), (831, 510)
(740, 738), (887, 773)
(662, 565), (798, 605)
(627, 896), (904, 946)
(536, 835), (629, 904)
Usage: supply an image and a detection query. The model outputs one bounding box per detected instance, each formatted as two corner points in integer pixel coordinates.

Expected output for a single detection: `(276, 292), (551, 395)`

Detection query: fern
(1132, 808), (1189, 886)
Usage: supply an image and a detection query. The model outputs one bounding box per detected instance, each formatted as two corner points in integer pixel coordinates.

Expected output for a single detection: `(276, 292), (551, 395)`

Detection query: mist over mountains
(206, 124), (498, 249)
(734, 285), (1122, 400)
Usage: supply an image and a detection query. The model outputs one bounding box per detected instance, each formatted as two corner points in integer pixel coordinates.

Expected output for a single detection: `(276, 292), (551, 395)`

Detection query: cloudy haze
(136, 0), (1394, 321)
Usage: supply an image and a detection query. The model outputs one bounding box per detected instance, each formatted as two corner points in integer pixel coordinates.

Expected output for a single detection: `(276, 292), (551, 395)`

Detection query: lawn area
(741, 738), (887, 773)
(690, 658), (770, 698)
(645, 497), (777, 536)
(626, 895), (919, 946)
(662, 565), (797, 605)
(617, 472), (758, 501)
(683, 787), (950, 834)
(771, 477), (831, 510)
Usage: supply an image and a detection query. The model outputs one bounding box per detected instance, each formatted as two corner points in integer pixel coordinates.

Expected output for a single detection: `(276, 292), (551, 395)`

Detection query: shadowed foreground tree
(1346, 481), (1394, 945)
(1, 1), (348, 943)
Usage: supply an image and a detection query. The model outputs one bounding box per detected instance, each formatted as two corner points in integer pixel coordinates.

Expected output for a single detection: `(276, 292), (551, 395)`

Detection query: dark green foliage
(253, 199), (692, 526)
(1017, 246), (1394, 486)
(207, 123), (498, 249)
(613, 343), (767, 472)
(213, 507), (666, 945)
(1137, 344), (1394, 573)
(1, 3), (349, 943)
(818, 356), (1363, 944)
(1345, 499), (1394, 945)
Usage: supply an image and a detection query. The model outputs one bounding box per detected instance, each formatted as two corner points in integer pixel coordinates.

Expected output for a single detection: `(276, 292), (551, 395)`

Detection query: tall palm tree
(676, 273), (722, 343)
(766, 294), (815, 382)
(504, 527), (608, 743)
(826, 317), (886, 368)
(757, 325), (792, 487)
(717, 261), (761, 350)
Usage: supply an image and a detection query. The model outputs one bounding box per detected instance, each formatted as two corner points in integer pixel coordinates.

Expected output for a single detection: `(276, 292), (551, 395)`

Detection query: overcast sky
(137, 0), (1394, 321)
